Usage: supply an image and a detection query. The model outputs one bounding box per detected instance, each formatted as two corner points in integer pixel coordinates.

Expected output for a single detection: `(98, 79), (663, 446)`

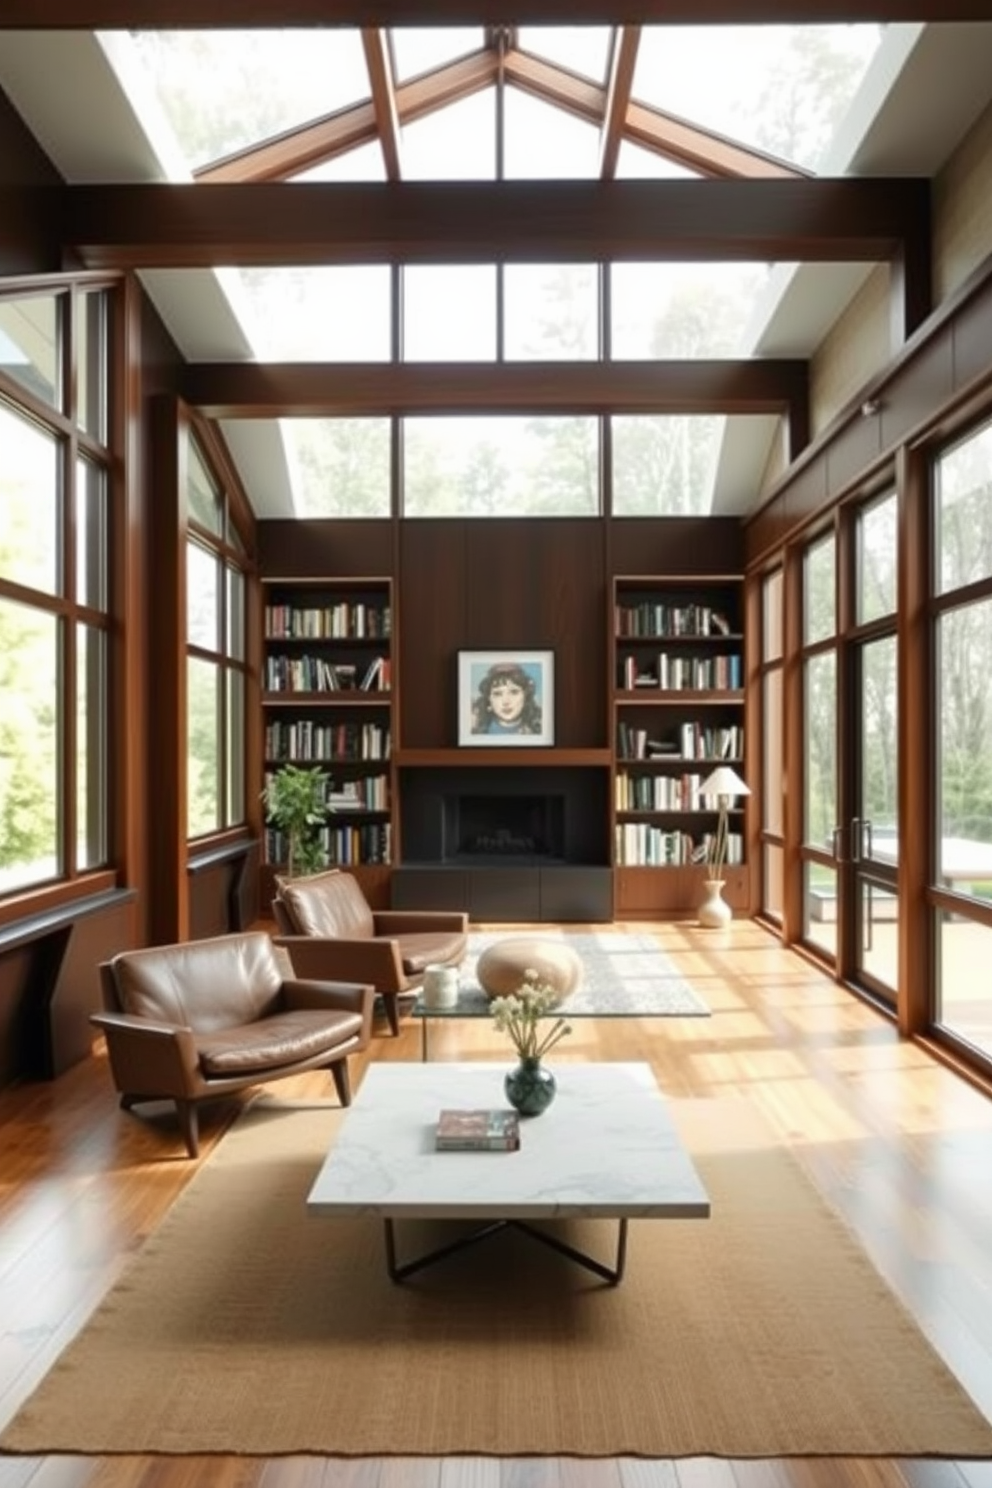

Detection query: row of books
(615, 603), (734, 638)
(264, 721), (390, 762)
(616, 722), (744, 761)
(618, 652), (743, 691)
(615, 823), (743, 866)
(264, 821), (392, 867)
(263, 771), (389, 812)
(265, 655), (389, 692)
(264, 604), (391, 640)
(615, 773), (742, 813)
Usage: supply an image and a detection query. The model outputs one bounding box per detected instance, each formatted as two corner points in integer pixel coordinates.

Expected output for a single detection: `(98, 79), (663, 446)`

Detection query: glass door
(842, 492), (900, 1006)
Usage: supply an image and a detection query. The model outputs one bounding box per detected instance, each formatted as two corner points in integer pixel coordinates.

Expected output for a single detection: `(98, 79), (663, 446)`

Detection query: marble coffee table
(307, 1061), (710, 1285)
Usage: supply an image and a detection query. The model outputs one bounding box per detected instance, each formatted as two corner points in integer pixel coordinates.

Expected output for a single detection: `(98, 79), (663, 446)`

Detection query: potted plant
(262, 763), (331, 878)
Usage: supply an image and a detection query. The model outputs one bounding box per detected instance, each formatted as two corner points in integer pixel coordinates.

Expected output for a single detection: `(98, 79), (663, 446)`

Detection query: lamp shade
(699, 765), (750, 799)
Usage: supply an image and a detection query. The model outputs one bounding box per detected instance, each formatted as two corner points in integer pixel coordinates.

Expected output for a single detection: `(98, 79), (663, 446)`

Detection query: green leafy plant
(262, 763), (330, 878)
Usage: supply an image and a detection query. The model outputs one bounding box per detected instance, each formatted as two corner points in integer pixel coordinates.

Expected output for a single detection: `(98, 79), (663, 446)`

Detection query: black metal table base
(383, 1215), (628, 1285)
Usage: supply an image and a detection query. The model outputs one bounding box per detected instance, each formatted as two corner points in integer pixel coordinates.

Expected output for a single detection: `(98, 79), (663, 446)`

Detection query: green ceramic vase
(504, 1056), (557, 1117)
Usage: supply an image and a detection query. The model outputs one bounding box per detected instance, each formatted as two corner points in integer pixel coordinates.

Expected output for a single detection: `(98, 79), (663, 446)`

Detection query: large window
(802, 530), (838, 955)
(760, 568), (784, 922)
(185, 437), (249, 840)
(0, 286), (112, 897)
(933, 420), (992, 1062)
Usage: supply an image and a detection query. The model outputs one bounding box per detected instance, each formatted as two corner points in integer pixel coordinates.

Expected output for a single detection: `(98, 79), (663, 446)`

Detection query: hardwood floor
(2, 918), (992, 1488)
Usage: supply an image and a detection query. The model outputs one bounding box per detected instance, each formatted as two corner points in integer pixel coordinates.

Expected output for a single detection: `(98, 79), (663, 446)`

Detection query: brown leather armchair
(92, 930), (374, 1158)
(272, 868), (468, 1036)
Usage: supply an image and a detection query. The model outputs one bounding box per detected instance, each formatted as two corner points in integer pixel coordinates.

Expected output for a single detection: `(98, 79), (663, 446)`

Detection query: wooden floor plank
(0, 920), (991, 1488)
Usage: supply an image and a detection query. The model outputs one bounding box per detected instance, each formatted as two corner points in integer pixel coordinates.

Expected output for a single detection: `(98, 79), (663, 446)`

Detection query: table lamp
(698, 764), (750, 927)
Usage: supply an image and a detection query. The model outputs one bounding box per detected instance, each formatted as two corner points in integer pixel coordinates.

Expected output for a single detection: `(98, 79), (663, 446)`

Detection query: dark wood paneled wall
(258, 515), (745, 754)
(0, 88), (62, 272)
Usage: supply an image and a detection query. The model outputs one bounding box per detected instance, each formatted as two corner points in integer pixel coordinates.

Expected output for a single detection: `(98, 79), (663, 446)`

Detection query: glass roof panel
(632, 25), (883, 173)
(391, 27), (486, 83)
(293, 138), (387, 183)
(504, 89), (600, 179)
(616, 139), (699, 179)
(402, 89), (496, 180)
(128, 29), (370, 171)
(516, 26), (613, 85)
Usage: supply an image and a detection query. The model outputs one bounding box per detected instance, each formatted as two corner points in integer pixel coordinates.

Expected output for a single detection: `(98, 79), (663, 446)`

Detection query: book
(435, 1108), (520, 1152)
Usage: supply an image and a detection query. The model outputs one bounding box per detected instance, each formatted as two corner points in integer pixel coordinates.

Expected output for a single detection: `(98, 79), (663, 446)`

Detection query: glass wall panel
(804, 651), (836, 850)
(804, 532), (835, 643)
(187, 440), (223, 535)
(935, 418), (992, 596)
(76, 290), (108, 441)
(76, 622), (107, 870)
(612, 414), (722, 516)
(805, 862), (837, 955)
(0, 599), (60, 891)
(763, 668), (783, 838)
(763, 568), (783, 661)
(226, 668), (246, 827)
(858, 877), (899, 989)
(764, 842), (784, 922)
(0, 405), (60, 597)
(936, 599), (992, 895)
(503, 265), (598, 361)
(187, 656), (221, 838)
(403, 414), (598, 516)
(403, 266), (496, 361)
(227, 566), (245, 661)
(857, 490), (897, 624)
(285, 418), (392, 518)
(76, 457), (108, 611)
(503, 89), (599, 178)
(237, 267), (391, 361)
(187, 541), (219, 650)
(0, 294), (60, 409)
(861, 634), (899, 852)
(610, 263), (767, 359)
(936, 910), (992, 1060)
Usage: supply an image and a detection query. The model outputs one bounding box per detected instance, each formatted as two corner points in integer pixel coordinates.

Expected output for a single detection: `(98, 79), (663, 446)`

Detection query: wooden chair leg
(175, 1099), (200, 1158)
(330, 1058), (352, 1106)
(383, 993), (400, 1037)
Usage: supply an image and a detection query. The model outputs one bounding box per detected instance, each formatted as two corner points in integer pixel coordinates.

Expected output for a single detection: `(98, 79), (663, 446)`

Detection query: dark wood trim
(897, 443), (931, 1037)
(57, 179), (930, 268)
(395, 748), (612, 767)
(5, 1), (988, 23)
(181, 358), (808, 418)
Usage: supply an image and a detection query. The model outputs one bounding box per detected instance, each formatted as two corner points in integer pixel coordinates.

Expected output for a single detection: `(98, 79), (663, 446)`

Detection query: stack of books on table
(435, 1108), (520, 1152)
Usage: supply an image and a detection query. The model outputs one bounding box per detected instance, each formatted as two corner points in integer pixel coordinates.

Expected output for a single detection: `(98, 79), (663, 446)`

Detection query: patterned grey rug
(418, 930), (710, 1018)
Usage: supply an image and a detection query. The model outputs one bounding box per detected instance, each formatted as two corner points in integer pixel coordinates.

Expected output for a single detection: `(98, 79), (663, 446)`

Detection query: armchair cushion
(195, 1008), (362, 1077)
(278, 869), (375, 939)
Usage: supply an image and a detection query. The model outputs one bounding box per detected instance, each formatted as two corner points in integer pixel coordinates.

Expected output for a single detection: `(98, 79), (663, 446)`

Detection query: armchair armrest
(273, 935), (408, 992)
(372, 911), (469, 935)
(281, 978), (374, 1048)
(90, 1012), (202, 1098)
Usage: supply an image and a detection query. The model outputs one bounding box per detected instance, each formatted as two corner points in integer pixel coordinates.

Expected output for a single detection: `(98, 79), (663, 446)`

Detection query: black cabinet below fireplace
(391, 865), (613, 923)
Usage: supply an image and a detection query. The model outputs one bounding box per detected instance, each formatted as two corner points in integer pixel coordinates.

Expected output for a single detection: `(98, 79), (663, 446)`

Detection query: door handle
(830, 825), (843, 861)
(850, 817), (862, 862)
(862, 818), (873, 860)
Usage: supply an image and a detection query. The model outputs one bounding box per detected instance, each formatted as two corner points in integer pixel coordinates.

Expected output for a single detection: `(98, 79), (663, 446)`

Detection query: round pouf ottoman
(475, 937), (583, 1006)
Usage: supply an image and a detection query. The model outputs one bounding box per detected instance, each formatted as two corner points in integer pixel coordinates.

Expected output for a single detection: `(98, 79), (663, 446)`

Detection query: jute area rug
(4, 1095), (992, 1460)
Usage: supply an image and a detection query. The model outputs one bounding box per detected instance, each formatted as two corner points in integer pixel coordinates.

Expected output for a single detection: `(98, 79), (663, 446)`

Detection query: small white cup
(422, 964), (460, 1009)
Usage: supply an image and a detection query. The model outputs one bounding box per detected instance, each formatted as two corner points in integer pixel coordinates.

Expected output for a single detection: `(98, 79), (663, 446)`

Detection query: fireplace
(398, 765), (609, 867)
(442, 793), (565, 865)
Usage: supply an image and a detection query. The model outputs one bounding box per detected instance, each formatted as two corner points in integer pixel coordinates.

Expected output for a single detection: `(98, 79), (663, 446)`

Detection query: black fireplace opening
(443, 793), (566, 865)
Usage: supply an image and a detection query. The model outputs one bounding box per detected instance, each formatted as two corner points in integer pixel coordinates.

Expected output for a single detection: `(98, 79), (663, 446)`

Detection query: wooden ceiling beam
(362, 27), (402, 181)
(56, 179), (929, 267)
(181, 358), (808, 418)
(1, 2), (987, 24)
(599, 26), (640, 180)
(624, 100), (803, 179)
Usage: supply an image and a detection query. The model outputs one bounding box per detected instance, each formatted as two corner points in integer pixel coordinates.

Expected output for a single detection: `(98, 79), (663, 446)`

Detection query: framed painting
(457, 650), (555, 747)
